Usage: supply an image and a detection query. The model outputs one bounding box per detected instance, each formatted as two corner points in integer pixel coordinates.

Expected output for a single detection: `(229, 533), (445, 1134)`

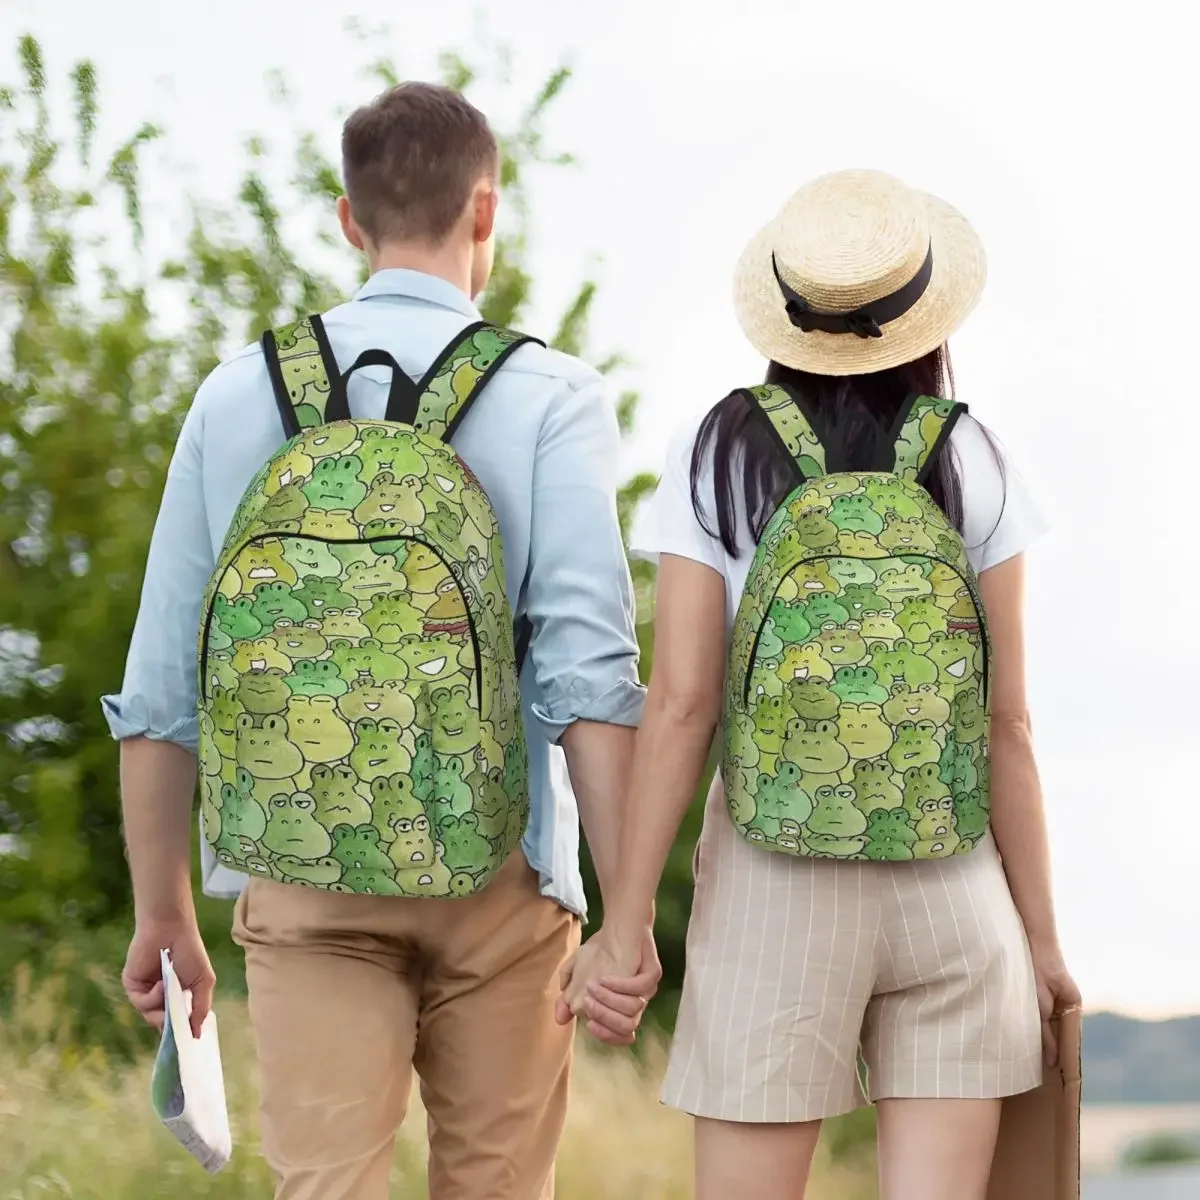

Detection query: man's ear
(472, 182), (498, 245)
(337, 195), (367, 252)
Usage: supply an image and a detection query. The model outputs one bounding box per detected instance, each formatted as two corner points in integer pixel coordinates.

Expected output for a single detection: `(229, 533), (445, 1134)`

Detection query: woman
(562, 170), (1079, 1200)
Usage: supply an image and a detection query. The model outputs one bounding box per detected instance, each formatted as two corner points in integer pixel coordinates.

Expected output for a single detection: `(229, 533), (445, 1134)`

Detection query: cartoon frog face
(393, 839), (452, 895)
(250, 581), (307, 627)
(345, 555), (408, 600)
(864, 807), (917, 860)
(293, 576), (355, 619)
(282, 537), (340, 578)
(302, 455), (367, 510)
(768, 600), (812, 646)
(952, 690), (988, 743)
(894, 595), (947, 643)
(262, 792), (332, 858)
(903, 762), (951, 812)
(388, 811), (436, 868)
(214, 594), (263, 640)
(792, 560), (839, 596)
(815, 622), (868, 667)
(839, 583), (887, 620)
(402, 544), (447, 596)
(953, 789), (989, 840)
(220, 781), (267, 843)
(237, 667), (291, 715)
(275, 854), (343, 886)
(889, 721), (941, 773)
(231, 638), (292, 675)
(266, 445), (314, 491)
(783, 719), (850, 774)
(350, 717), (412, 780)
(836, 703), (894, 760)
(803, 594), (850, 628)
(787, 677), (840, 721)
(864, 477), (923, 518)
(304, 423), (358, 457)
(431, 685), (479, 755)
(438, 812), (492, 873)
(814, 475), (858, 498)
(777, 643), (834, 682)
(829, 494), (884, 535)
(875, 563), (933, 606)
(321, 610), (372, 641)
(751, 694), (791, 755)
(792, 507), (839, 549)
(354, 471), (425, 527)
(342, 865), (404, 895)
(331, 638), (407, 684)
(397, 634), (459, 685)
(360, 590), (423, 643)
(806, 783), (868, 847)
(433, 756), (472, 815)
(308, 763), (370, 826)
(261, 483), (310, 524)
(241, 539), (297, 587)
(880, 516), (936, 554)
(830, 665), (889, 705)
(860, 609), (903, 643)
(370, 772), (424, 834)
(871, 640), (939, 689)
(301, 509), (359, 539)
(837, 530), (887, 558)
(331, 822), (393, 871)
(940, 740), (979, 795)
(235, 713), (304, 779)
(286, 696), (354, 763)
(924, 632), (979, 687)
(828, 557), (878, 588)
(358, 427), (428, 480)
(267, 617), (327, 660)
(337, 679), (416, 726)
(852, 759), (903, 811)
(285, 658), (348, 698)
(915, 795), (958, 841)
(883, 681), (950, 726)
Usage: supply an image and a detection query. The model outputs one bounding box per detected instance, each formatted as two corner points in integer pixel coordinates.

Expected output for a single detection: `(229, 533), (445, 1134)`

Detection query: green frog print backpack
(723, 384), (991, 862)
(196, 316), (541, 898)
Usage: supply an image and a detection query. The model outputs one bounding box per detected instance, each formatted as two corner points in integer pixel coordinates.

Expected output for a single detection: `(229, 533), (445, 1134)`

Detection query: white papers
(149, 948), (232, 1174)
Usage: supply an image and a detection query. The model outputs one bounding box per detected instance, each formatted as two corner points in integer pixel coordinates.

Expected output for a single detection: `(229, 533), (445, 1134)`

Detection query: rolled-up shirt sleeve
(101, 397), (215, 752)
(524, 375), (646, 742)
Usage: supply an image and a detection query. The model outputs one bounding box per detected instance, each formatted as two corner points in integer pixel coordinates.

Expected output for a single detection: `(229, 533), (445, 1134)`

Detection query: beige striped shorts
(662, 776), (1043, 1123)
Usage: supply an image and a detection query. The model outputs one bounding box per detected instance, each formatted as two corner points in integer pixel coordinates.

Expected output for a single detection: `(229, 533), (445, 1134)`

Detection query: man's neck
(367, 241), (473, 299)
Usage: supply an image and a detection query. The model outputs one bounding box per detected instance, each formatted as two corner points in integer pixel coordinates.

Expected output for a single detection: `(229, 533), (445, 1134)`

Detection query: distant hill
(1085, 1013), (1200, 1104)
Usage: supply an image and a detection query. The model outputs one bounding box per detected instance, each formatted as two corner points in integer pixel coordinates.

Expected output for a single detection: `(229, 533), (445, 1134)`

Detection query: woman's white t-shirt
(633, 409), (1047, 629)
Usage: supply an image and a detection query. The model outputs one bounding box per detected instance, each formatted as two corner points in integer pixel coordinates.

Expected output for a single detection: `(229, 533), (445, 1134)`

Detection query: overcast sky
(2, 0), (1196, 1017)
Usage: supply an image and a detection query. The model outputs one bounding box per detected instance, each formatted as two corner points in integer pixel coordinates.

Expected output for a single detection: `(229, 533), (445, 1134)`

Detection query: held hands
(1030, 943), (1081, 1066)
(555, 926), (661, 1046)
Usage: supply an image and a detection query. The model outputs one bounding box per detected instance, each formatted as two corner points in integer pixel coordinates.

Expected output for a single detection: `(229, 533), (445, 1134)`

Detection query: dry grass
(0, 964), (876, 1199)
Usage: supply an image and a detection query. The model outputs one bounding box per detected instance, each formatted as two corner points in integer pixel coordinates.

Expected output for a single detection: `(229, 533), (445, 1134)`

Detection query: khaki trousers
(232, 853), (580, 1200)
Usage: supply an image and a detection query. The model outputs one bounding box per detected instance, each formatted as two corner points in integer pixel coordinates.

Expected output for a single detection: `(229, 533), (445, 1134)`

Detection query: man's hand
(123, 919), (215, 1040)
(555, 926), (661, 1046)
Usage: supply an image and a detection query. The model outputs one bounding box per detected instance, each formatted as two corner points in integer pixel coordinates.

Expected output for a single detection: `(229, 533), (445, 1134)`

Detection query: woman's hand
(1031, 943), (1081, 1066)
(555, 926), (660, 1046)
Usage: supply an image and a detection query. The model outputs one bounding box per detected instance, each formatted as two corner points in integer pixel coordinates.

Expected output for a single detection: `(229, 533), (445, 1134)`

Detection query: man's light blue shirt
(101, 269), (645, 917)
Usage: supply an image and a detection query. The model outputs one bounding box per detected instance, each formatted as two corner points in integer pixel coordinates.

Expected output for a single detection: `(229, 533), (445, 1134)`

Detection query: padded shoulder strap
(413, 322), (544, 442)
(261, 315), (347, 438)
(743, 383), (827, 482)
(891, 394), (967, 484)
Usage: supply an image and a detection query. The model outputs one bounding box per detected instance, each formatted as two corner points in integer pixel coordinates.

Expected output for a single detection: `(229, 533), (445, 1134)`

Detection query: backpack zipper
(741, 552), (989, 705)
(199, 532), (483, 710)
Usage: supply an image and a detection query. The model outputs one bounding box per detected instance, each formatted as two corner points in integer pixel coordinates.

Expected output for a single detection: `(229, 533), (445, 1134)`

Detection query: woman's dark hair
(690, 345), (1001, 556)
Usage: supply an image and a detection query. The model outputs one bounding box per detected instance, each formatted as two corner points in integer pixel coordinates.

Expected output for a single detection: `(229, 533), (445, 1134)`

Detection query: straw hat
(732, 169), (986, 376)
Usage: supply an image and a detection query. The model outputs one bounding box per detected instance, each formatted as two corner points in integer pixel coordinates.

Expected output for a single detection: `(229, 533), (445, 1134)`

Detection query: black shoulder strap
(411, 322), (543, 442)
(261, 315), (348, 438)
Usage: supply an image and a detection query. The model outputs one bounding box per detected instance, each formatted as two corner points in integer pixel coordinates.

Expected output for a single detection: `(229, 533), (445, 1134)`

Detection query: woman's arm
(979, 553), (1080, 1059)
(560, 553), (727, 1011)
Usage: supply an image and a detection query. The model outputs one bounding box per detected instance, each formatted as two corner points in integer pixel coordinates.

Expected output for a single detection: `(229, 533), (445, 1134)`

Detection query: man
(105, 81), (658, 1200)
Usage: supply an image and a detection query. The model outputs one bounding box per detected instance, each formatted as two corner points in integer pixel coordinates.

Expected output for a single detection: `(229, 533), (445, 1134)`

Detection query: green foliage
(0, 34), (682, 1033)
(1120, 1130), (1200, 1169)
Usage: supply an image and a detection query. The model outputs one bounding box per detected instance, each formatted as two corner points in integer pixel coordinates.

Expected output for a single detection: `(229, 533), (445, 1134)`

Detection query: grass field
(0, 963), (876, 1199)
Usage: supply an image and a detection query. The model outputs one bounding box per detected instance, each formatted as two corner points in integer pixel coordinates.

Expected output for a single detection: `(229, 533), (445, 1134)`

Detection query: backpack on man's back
(196, 316), (540, 898)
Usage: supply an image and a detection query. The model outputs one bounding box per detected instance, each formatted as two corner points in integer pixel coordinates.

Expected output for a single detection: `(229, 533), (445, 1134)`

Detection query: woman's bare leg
(694, 1116), (823, 1200)
(876, 1098), (1001, 1200)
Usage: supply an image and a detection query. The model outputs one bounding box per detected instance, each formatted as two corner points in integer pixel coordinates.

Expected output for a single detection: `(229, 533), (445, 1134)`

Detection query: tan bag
(987, 1006), (1082, 1200)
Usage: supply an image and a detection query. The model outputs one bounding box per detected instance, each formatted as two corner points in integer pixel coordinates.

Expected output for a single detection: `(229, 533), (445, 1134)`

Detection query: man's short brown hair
(341, 82), (499, 246)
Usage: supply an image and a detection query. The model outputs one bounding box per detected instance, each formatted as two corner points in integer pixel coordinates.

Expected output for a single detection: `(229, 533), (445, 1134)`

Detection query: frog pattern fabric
(197, 315), (540, 898)
(723, 386), (991, 862)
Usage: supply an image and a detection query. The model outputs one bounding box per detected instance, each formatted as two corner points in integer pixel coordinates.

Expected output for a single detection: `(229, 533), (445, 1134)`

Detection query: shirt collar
(353, 268), (481, 319)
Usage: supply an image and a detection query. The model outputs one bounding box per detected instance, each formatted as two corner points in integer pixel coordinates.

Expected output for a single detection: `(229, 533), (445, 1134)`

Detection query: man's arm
(103, 400), (216, 1036)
